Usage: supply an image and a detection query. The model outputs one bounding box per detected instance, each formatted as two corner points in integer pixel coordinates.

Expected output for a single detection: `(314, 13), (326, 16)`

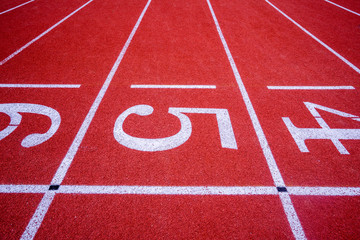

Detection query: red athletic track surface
(0, 0), (359, 239)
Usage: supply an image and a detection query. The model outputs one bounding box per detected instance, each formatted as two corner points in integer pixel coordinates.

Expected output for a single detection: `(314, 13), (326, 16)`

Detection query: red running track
(0, 0), (359, 239)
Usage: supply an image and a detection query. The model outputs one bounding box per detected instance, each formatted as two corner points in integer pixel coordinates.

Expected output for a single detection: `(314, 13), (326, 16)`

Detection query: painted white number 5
(113, 105), (238, 152)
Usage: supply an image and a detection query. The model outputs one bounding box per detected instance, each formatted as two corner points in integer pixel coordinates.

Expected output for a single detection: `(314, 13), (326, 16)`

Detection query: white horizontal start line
(131, 85), (216, 89)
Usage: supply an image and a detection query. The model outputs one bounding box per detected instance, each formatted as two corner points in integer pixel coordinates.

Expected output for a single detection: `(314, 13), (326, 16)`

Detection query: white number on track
(0, 103), (61, 147)
(283, 102), (360, 154)
(113, 105), (238, 152)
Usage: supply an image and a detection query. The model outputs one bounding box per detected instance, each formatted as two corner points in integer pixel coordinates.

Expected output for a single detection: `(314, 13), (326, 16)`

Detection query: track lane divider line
(51, 0), (152, 185)
(19, 1), (152, 239)
(265, 0), (360, 75)
(20, 192), (55, 240)
(324, 0), (360, 16)
(206, 0), (306, 239)
(279, 193), (306, 240)
(0, 0), (94, 66)
(206, 0), (285, 188)
(0, 0), (35, 15)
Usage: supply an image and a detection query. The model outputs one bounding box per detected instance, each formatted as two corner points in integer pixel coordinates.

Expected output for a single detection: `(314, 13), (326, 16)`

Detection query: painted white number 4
(113, 105), (237, 152)
(283, 102), (360, 154)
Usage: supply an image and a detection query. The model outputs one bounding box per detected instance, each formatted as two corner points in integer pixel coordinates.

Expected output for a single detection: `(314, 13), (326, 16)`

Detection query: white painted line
(20, 1), (152, 239)
(131, 84), (216, 89)
(267, 86), (355, 90)
(51, 0), (152, 185)
(20, 1), (152, 238)
(288, 187), (360, 196)
(0, 0), (94, 65)
(206, 1), (306, 239)
(0, 84), (81, 88)
(0, 185), (48, 193)
(2, 184), (360, 196)
(207, 0), (284, 187)
(279, 193), (307, 240)
(0, 0), (35, 15)
(20, 192), (55, 240)
(265, 0), (360, 75)
(59, 185), (277, 195)
(325, 0), (360, 16)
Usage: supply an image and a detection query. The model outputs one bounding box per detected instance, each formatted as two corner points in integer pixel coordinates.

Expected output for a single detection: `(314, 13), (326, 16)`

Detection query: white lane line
(0, 0), (94, 66)
(265, 0), (360, 75)
(58, 185), (277, 195)
(131, 84), (216, 89)
(20, 1), (152, 238)
(325, 0), (360, 16)
(288, 187), (360, 196)
(51, 0), (152, 185)
(0, 84), (81, 88)
(206, 1), (306, 239)
(279, 193), (307, 240)
(20, 192), (55, 240)
(207, 0), (284, 187)
(0, 0), (35, 15)
(267, 86), (355, 90)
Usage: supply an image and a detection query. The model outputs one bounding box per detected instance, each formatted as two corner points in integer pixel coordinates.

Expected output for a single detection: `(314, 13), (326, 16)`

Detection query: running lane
(36, 194), (293, 239)
(0, 0), (89, 60)
(210, 0), (360, 187)
(210, 0), (360, 237)
(0, 0), (148, 184)
(267, 0), (360, 68)
(62, 0), (275, 187)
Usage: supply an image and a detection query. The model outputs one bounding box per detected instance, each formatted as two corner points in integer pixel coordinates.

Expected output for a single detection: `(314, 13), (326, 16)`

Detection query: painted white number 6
(0, 103), (61, 147)
(113, 105), (237, 152)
